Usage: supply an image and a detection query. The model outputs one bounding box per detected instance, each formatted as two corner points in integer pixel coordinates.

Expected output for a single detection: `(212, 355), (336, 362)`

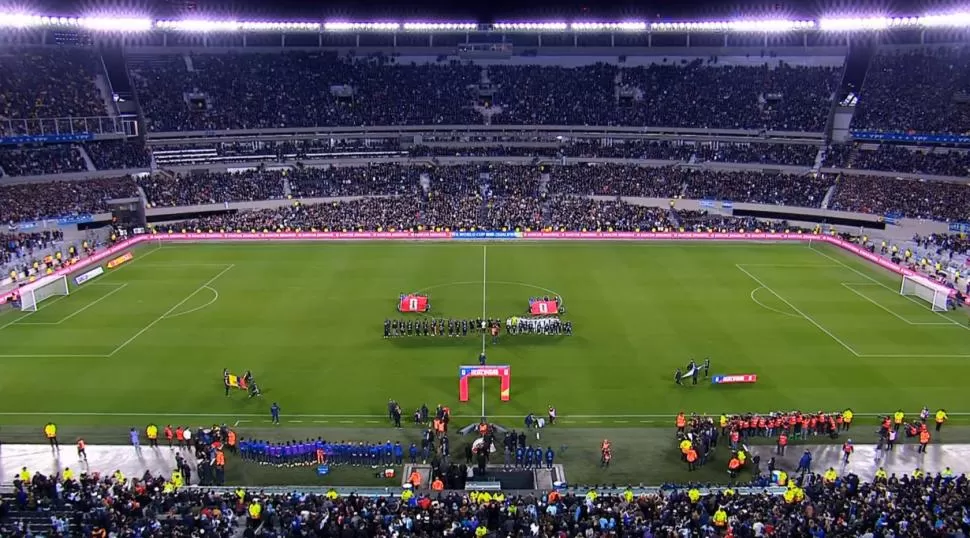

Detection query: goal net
(900, 275), (949, 312)
(19, 275), (69, 312)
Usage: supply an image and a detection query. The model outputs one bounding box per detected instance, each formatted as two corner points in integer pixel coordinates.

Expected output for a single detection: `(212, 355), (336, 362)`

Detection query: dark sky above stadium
(33, 0), (944, 20)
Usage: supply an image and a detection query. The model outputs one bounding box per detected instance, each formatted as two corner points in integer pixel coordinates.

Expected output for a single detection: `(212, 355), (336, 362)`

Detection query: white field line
(736, 264), (861, 356)
(748, 287), (801, 318)
(162, 286), (219, 319)
(107, 264), (235, 357)
(737, 264), (843, 268)
(0, 354), (108, 358)
(841, 283), (952, 326)
(15, 283), (129, 326)
(809, 244), (969, 332)
(0, 294), (71, 330)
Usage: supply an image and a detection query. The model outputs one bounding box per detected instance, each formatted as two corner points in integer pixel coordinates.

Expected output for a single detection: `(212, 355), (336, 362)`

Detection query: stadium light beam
(79, 17), (152, 32)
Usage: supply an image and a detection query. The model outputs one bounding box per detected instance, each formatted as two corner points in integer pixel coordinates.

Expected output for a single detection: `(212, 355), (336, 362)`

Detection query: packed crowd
(154, 194), (812, 235)
(129, 53), (841, 132)
(829, 174), (970, 221)
(847, 145), (970, 177)
(85, 140), (152, 171)
(0, 230), (64, 269)
(138, 170), (285, 207)
(132, 53), (482, 132)
(682, 170), (832, 207)
(694, 142), (819, 166)
(853, 48), (970, 134)
(0, 177), (138, 223)
(4, 468), (969, 537)
(0, 49), (106, 127)
(0, 145), (86, 177)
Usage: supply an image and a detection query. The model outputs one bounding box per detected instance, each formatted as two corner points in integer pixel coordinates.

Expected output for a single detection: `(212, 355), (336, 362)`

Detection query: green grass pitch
(0, 240), (968, 432)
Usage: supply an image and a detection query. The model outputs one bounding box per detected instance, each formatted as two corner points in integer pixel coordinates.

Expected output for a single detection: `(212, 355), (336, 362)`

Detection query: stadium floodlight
(238, 21), (321, 31)
(571, 22), (647, 31)
(651, 19), (814, 32)
(818, 16), (892, 31)
(155, 19), (242, 32)
(79, 17), (152, 32)
(324, 21), (401, 31)
(403, 22), (476, 31)
(494, 22), (569, 31)
(920, 12), (970, 27)
(0, 12), (42, 28)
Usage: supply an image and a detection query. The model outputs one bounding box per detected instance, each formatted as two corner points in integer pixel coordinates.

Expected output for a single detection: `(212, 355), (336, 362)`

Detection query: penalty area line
(108, 264), (235, 357)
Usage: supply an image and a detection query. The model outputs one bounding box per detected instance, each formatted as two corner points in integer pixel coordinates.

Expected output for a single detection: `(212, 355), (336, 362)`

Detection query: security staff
(44, 422), (59, 449)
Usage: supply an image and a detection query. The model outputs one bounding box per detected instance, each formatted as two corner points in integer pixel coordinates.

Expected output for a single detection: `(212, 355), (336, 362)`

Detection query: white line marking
(861, 354), (970, 358)
(748, 287), (801, 318)
(365, 420), (380, 424)
(736, 264), (861, 356)
(737, 264), (842, 268)
(312, 420), (329, 424)
(162, 286), (219, 319)
(16, 283), (129, 326)
(809, 244), (969, 331)
(339, 420), (353, 424)
(0, 354), (108, 358)
(0, 294), (71, 331)
(289, 420), (304, 423)
(414, 280), (561, 298)
(841, 283), (953, 326)
(108, 264), (235, 357)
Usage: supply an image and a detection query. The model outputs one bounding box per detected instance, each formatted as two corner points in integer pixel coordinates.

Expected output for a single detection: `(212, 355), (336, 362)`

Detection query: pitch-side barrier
(0, 231), (951, 305)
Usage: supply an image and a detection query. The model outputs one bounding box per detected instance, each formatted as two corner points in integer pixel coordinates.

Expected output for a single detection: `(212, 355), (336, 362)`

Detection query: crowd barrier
(0, 231), (952, 304)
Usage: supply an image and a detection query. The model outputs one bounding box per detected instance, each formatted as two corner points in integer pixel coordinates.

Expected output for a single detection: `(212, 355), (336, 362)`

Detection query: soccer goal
(900, 275), (949, 312)
(19, 275), (69, 312)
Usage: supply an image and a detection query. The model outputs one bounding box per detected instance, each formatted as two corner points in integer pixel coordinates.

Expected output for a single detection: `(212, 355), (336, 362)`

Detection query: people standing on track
(76, 438), (87, 462)
(271, 402), (281, 425)
(44, 422), (59, 450)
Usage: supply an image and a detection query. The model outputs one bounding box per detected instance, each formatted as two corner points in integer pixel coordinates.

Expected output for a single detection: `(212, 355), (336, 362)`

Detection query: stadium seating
(848, 146), (970, 177)
(138, 171), (285, 207)
(85, 140), (152, 171)
(828, 174), (970, 221)
(0, 49), (107, 127)
(0, 146), (86, 177)
(694, 143), (818, 166)
(2, 471), (966, 537)
(130, 53), (840, 132)
(0, 230), (64, 270)
(0, 177), (138, 222)
(853, 48), (970, 134)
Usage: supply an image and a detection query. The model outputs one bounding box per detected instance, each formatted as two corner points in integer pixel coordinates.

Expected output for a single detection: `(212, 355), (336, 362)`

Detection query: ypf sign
(459, 365), (511, 402)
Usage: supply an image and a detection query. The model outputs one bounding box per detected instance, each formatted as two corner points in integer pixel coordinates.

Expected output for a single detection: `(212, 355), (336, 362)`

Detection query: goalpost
(900, 275), (950, 312)
(18, 275), (70, 312)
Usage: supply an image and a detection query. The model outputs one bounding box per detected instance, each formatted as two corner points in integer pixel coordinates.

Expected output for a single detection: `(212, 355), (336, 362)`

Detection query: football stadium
(1, 3), (970, 536)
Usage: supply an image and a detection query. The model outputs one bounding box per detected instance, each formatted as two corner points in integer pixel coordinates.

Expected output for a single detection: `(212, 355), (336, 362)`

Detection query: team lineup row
(382, 318), (573, 338)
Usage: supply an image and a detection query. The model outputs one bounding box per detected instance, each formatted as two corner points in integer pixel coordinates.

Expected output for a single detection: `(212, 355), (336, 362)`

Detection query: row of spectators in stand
(0, 145), (86, 177)
(138, 170), (285, 207)
(154, 195), (796, 234)
(131, 53), (482, 132)
(829, 174), (970, 221)
(852, 47), (970, 135)
(826, 143), (970, 177)
(0, 177), (138, 223)
(694, 143), (819, 166)
(677, 211), (806, 233)
(0, 140), (150, 177)
(84, 140), (152, 170)
(0, 230), (63, 269)
(130, 52), (841, 132)
(0, 49), (107, 126)
(914, 233), (970, 256)
(5, 469), (968, 537)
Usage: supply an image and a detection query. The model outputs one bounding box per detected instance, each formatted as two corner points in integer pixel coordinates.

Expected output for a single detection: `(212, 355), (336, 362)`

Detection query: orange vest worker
(409, 470), (422, 488)
(431, 478), (444, 490)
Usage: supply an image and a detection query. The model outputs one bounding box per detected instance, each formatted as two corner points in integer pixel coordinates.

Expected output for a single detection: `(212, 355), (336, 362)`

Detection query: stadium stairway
(77, 145), (96, 172)
(820, 183), (837, 210)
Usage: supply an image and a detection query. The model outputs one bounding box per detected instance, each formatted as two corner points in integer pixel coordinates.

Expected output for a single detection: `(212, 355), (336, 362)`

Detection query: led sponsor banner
(0, 235), (146, 305)
(459, 365), (511, 402)
(451, 231), (521, 239)
(0, 133), (94, 146)
(106, 252), (134, 268)
(157, 231), (451, 240)
(948, 222), (970, 234)
(712, 374), (758, 384)
(74, 266), (104, 285)
(851, 130), (970, 145)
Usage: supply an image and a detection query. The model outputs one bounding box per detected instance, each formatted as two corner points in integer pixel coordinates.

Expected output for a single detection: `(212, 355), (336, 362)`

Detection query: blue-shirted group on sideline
(239, 438), (406, 467)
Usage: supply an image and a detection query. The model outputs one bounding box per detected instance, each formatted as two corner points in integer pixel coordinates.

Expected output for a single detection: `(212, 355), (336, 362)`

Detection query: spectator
(85, 140), (152, 171)
(0, 145), (86, 176)
(138, 170), (285, 207)
(829, 174), (970, 221)
(0, 177), (138, 222)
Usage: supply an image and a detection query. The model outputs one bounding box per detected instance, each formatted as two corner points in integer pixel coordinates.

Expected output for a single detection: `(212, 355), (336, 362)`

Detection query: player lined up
(383, 318), (499, 338)
(506, 316), (572, 336)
